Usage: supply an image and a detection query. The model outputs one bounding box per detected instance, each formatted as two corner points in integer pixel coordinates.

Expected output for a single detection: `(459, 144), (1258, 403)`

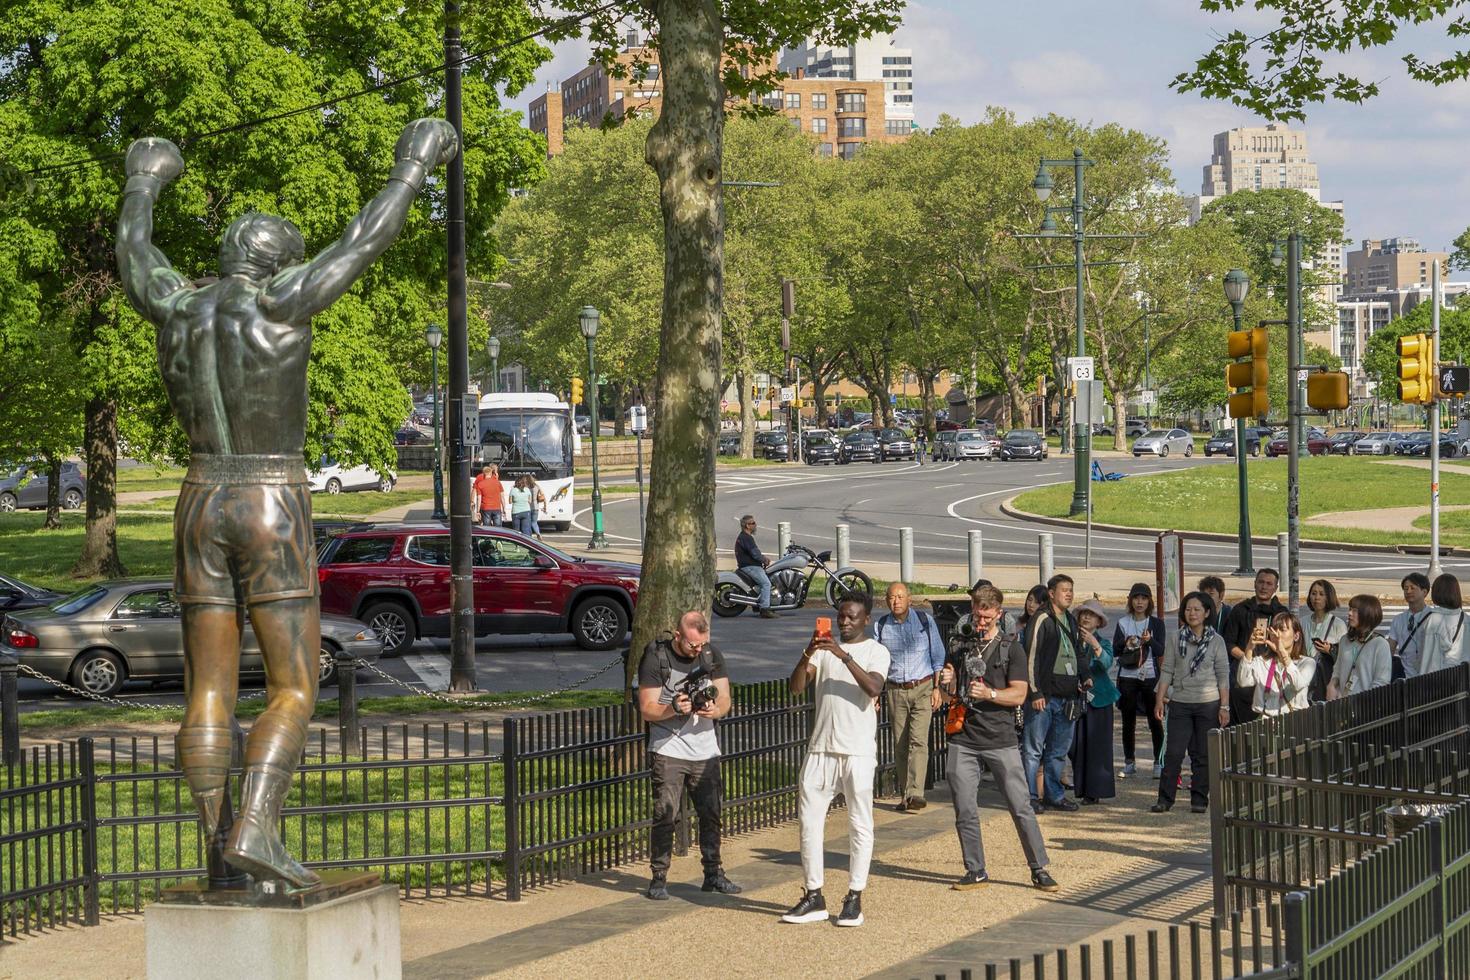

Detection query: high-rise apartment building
(527, 32), (907, 157)
(778, 33), (914, 135)
(1344, 238), (1449, 296)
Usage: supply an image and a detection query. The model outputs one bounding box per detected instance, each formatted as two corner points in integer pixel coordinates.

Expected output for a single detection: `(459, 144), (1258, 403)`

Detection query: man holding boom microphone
(638, 611), (742, 900)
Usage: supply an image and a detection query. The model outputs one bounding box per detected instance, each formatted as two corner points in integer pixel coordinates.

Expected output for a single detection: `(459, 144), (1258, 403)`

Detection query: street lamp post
(1033, 149), (1097, 517)
(426, 323), (446, 521)
(1224, 269), (1253, 574)
(580, 306), (609, 550)
(486, 335), (500, 394)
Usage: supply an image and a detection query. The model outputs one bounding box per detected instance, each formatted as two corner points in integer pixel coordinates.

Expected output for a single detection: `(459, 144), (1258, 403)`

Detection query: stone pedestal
(146, 872), (400, 980)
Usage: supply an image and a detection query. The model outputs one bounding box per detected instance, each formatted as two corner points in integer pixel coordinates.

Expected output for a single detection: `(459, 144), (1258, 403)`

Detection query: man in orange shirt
(474, 464), (504, 527)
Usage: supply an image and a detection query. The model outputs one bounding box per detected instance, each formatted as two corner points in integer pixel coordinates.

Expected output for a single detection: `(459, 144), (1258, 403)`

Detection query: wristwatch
(988, 688), (997, 700)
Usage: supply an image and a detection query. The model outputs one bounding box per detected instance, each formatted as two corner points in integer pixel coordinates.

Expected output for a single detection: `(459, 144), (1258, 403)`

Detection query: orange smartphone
(814, 616), (832, 639)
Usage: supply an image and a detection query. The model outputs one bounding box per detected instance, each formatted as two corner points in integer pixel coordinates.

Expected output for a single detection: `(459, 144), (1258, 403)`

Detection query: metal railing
(4, 675), (948, 935)
(1209, 662), (1470, 913)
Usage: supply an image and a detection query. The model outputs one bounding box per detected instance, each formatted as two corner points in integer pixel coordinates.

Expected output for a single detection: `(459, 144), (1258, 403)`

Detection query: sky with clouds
(504, 0), (1470, 261)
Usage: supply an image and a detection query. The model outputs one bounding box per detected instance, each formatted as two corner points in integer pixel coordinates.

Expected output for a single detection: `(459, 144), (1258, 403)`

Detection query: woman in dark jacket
(1111, 583), (1167, 777)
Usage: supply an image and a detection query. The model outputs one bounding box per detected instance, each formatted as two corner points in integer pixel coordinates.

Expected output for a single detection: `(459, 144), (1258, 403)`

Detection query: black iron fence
(1209, 662), (1470, 913)
(3, 677), (948, 936)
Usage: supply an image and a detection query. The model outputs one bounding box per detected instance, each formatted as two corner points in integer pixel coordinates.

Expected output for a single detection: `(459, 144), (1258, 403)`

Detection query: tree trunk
(811, 373), (830, 428)
(74, 391), (126, 578)
(738, 366), (756, 457)
(609, 382), (626, 436)
(43, 453), (62, 530)
(627, 0), (723, 696)
(919, 372), (936, 437)
(1112, 390), (1128, 453)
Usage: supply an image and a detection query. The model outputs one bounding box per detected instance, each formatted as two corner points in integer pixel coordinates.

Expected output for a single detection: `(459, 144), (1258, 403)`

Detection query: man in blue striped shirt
(873, 582), (946, 811)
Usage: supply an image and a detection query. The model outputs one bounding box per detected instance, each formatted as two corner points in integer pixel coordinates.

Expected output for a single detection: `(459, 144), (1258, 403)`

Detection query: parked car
(1131, 429), (1194, 458)
(935, 419), (963, 432)
(307, 456), (396, 495)
(0, 462), (86, 513)
(1353, 432), (1400, 456)
(803, 432), (838, 465)
(933, 429), (959, 460)
(1398, 431), (1458, 458)
(1326, 431), (1365, 455)
(317, 524), (640, 655)
(574, 413), (593, 436)
(0, 573), (62, 614)
(951, 429), (996, 461)
(838, 432), (881, 464)
(0, 579), (381, 696)
(1266, 434), (1330, 457)
(1391, 431), (1431, 456)
(762, 433), (792, 461)
(1099, 418), (1150, 439)
(876, 428), (915, 462)
(753, 431), (784, 453)
(393, 426), (429, 447)
(717, 431), (742, 456)
(1000, 430), (1047, 461)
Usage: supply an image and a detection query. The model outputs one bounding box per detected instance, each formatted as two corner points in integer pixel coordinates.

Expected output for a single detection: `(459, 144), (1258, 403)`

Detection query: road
(584, 453), (1462, 581)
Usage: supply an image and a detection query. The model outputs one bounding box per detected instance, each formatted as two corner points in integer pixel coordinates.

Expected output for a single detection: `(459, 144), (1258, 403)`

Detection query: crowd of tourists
(631, 564), (1460, 927)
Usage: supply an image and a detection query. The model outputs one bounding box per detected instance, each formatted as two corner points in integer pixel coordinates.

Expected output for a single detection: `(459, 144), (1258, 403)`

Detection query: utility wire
(9, 1), (619, 183)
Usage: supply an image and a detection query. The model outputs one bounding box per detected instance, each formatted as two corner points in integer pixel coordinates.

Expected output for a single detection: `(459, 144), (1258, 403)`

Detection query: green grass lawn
(127, 487), (432, 517)
(1012, 457), (1469, 547)
(116, 464), (187, 492)
(0, 512), (176, 591)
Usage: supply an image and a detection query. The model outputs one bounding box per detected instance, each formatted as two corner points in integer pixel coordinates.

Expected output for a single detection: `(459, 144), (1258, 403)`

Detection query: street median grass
(0, 512), (176, 591)
(1011, 457), (1470, 548)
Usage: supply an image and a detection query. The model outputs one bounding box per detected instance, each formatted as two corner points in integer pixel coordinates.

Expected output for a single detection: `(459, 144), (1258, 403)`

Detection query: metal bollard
(1276, 533), (1289, 584)
(335, 649), (362, 758)
(1038, 532), (1055, 585)
(836, 524), (850, 568)
(967, 529), (983, 588)
(899, 527), (914, 584)
(778, 521), (791, 554)
(1, 656), (17, 767)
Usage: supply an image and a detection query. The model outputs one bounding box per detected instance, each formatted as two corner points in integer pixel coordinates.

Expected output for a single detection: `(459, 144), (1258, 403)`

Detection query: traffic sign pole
(1432, 263), (1443, 578)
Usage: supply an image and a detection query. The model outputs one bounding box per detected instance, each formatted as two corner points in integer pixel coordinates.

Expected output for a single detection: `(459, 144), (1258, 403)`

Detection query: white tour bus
(477, 392), (580, 532)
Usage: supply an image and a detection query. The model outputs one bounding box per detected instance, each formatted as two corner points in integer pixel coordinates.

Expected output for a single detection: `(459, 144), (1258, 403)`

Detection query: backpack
(877, 610), (937, 652)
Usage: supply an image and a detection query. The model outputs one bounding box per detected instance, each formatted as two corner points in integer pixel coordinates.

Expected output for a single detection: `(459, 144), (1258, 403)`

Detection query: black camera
(678, 662), (718, 713)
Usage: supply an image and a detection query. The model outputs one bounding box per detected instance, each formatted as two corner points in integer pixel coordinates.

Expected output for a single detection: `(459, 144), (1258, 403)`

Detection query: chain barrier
(350, 654), (623, 707)
(13, 654), (622, 713)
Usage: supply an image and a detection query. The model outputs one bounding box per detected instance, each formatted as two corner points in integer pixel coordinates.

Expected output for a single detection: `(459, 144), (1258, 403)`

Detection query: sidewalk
(0, 763), (1212, 979)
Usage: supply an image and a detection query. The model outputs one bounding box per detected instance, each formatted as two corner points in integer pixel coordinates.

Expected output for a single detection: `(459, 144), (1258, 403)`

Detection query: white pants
(798, 752), (876, 892)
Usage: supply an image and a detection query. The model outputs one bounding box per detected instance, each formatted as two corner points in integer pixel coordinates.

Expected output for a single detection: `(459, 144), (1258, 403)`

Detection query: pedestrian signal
(1397, 334), (1433, 405)
(570, 377), (584, 405)
(1305, 372), (1349, 411)
(1226, 326), (1268, 419)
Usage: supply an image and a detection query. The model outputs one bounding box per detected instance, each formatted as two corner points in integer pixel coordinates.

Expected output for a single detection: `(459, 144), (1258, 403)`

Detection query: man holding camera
(941, 585), (1059, 892)
(637, 611), (742, 900)
(782, 594), (890, 928)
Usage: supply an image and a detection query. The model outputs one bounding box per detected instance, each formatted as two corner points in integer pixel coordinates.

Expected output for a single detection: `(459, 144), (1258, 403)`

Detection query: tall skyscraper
(778, 33), (914, 137)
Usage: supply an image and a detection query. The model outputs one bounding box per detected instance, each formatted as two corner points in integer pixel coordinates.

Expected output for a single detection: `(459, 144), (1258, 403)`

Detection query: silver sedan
(1132, 428), (1194, 458)
(952, 430), (996, 460)
(0, 579), (382, 697)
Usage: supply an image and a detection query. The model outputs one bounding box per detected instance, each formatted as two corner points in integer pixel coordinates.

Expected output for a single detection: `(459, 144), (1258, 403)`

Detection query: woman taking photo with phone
(1298, 579), (1345, 702)
(1070, 599), (1117, 804)
(1151, 592), (1230, 814)
(1327, 595), (1392, 698)
(1237, 612), (1314, 716)
(1112, 583), (1166, 777)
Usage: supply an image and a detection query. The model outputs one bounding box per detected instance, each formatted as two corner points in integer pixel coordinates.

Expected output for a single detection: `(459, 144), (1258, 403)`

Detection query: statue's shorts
(174, 454), (318, 607)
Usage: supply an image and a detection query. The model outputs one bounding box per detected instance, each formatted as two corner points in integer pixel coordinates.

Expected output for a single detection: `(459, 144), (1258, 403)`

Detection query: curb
(997, 496), (1453, 557)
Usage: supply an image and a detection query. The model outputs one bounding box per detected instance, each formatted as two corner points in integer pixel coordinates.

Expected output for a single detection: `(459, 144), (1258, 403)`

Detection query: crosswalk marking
(402, 653), (452, 691)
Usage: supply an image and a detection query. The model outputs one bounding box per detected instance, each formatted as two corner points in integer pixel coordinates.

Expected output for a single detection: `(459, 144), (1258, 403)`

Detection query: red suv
(317, 524), (640, 655)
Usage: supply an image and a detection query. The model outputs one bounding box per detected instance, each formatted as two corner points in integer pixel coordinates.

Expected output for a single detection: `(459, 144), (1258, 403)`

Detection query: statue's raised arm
(259, 118), (459, 324)
(116, 138), (194, 323)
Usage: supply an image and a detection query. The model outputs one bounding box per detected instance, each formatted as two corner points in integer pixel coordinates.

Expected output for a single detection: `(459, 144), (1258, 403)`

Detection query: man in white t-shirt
(780, 594), (890, 928)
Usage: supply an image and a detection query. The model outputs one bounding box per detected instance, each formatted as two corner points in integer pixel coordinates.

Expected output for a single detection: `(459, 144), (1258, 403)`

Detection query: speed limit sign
(1067, 357), (1095, 382)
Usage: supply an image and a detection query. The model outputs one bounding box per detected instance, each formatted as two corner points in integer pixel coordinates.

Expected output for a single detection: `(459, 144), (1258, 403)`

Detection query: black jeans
(1117, 676), (1163, 764)
(1159, 700), (1218, 809)
(650, 753), (723, 877)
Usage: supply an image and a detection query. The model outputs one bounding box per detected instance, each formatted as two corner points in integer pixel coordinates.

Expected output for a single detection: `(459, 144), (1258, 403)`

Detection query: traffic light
(1306, 372), (1350, 411)
(570, 377), (584, 405)
(1397, 333), (1433, 404)
(1226, 326), (1268, 419)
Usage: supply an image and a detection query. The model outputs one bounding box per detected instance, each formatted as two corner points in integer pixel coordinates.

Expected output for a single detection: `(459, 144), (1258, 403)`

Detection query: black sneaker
(1029, 799), (1046, 815)
(1190, 803), (1208, 814)
(836, 889), (864, 927)
(646, 876), (669, 900)
(1150, 801), (1172, 813)
(1032, 869), (1060, 892)
(1046, 797), (1081, 813)
(702, 870), (742, 894)
(951, 869), (989, 891)
(780, 888), (827, 924)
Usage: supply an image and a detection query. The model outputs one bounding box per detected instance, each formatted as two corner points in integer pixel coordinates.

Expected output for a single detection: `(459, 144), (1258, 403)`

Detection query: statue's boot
(225, 763), (321, 889)
(176, 726), (233, 839)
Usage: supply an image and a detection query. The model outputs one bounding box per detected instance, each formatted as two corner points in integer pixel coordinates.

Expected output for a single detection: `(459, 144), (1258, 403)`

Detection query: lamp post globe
(1223, 268), (1250, 312)
(578, 305), (600, 340)
(1032, 168), (1053, 202)
(425, 323), (443, 350)
(486, 335), (500, 394)
(1270, 242), (1284, 268)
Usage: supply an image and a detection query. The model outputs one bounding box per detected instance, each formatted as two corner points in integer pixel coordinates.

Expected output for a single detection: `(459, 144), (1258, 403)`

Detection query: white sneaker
(1122, 761), (1137, 776)
(1152, 762), (1164, 779)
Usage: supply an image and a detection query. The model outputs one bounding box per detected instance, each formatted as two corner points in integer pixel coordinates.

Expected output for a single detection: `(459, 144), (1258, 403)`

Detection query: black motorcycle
(712, 543), (872, 617)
